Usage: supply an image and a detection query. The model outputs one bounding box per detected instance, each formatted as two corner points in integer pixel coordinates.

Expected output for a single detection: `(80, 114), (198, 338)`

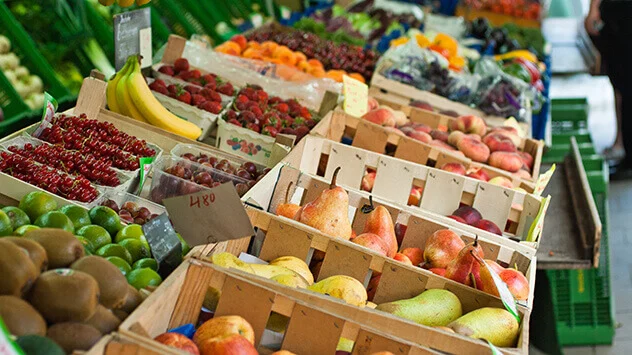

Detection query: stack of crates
(545, 98), (615, 346)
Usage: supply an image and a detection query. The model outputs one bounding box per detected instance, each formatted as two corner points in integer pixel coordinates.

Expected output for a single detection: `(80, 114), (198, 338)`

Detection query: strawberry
(225, 110), (238, 121)
(203, 81), (216, 91)
(299, 106), (312, 119)
(158, 65), (175, 76)
(250, 106), (263, 118)
(246, 101), (260, 111)
(198, 101), (222, 114)
(192, 94), (207, 106)
(235, 101), (248, 111)
(207, 90), (222, 103)
(149, 81), (164, 91)
(217, 82), (234, 96)
(167, 84), (179, 95)
(153, 79), (166, 88)
(176, 90), (192, 105)
(275, 103), (289, 113)
(241, 87), (256, 101)
(292, 117), (305, 128)
(246, 122), (261, 133)
(262, 113), (281, 129)
(295, 125), (310, 140)
(202, 73), (216, 85)
(153, 85), (169, 96)
(239, 111), (256, 123)
(236, 94), (249, 104)
(269, 96), (283, 105)
(184, 85), (201, 95)
(174, 58), (189, 73)
(256, 90), (268, 104)
(262, 125), (278, 137)
(227, 118), (242, 127)
(188, 69), (201, 79)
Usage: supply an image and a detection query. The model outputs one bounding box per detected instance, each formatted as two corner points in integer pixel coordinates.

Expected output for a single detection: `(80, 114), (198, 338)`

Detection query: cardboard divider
(310, 108), (543, 189)
(281, 136), (548, 247)
(119, 259), (454, 355)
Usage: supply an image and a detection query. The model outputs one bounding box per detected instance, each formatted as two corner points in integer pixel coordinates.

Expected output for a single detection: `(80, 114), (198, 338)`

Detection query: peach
(473, 219), (502, 235)
(452, 206), (482, 225)
(393, 253), (413, 265)
(407, 130), (432, 143)
(411, 122), (432, 133)
(467, 133), (482, 142)
(440, 110), (459, 117)
(488, 151), (523, 172)
(447, 131), (466, 147)
(457, 136), (491, 162)
(488, 176), (513, 188)
(400, 247), (424, 266)
(362, 108), (396, 127)
(361, 171), (376, 192)
(518, 151), (534, 170)
(410, 100), (434, 111)
(487, 127), (521, 147)
(483, 133), (517, 153)
(430, 129), (449, 143)
(440, 162), (466, 175)
(408, 186), (423, 206)
(449, 115), (487, 136)
(352, 233), (390, 256)
(367, 97), (379, 111)
(431, 139), (458, 152)
(513, 169), (532, 179)
(391, 109), (408, 126)
(465, 167), (490, 181)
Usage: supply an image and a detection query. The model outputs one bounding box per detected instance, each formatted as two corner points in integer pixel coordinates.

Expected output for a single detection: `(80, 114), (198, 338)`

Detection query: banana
(117, 0), (135, 7)
(118, 58), (149, 123)
(127, 57), (202, 140)
(106, 58), (132, 113)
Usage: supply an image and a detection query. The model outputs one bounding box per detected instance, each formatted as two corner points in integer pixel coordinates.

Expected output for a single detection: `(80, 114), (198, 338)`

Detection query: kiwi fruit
(4, 237), (48, 274)
(0, 295), (47, 336)
(0, 240), (38, 297)
(84, 304), (121, 334)
(25, 228), (84, 268)
(29, 269), (99, 323)
(46, 322), (102, 353)
(118, 284), (144, 314)
(16, 335), (65, 355)
(112, 309), (129, 322)
(71, 256), (128, 309)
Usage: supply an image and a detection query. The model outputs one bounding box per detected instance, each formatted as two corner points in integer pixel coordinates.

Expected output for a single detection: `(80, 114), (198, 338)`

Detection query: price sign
(32, 92), (58, 138)
(533, 164), (556, 196)
(342, 75), (369, 118)
(142, 213), (182, 279)
(527, 195), (551, 242)
(113, 8), (151, 70)
(137, 156), (155, 194)
(162, 183), (255, 247)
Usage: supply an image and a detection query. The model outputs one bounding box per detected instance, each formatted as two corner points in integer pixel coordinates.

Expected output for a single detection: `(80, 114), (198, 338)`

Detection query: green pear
(448, 307), (520, 347)
(375, 289), (462, 327)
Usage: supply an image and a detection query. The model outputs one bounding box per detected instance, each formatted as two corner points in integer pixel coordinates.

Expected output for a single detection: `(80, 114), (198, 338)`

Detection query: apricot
(308, 59), (324, 69)
(230, 35), (247, 51)
(242, 48), (264, 60)
(488, 151), (523, 173)
(457, 136), (491, 162)
(349, 73), (366, 83)
(294, 51), (307, 64)
(260, 41), (279, 56)
(246, 41), (261, 50)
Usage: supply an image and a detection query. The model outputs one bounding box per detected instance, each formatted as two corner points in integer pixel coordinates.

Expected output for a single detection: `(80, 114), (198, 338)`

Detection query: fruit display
(107, 55), (202, 140)
(223, 85), (318, 141)
(156, 57), (236, 97)
(148, 79), (224, 115)
(0, 35), (45, 109)
(0, 191), (167, 353)
(245, 25), (379, 82)
(463, 0), (541, 20)
(389, 33), (467, 72)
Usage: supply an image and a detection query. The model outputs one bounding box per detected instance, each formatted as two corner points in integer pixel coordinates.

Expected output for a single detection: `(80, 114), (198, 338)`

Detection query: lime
(126, 268), (162, 290)
(96, 244), (133, 265)
(75, 236), (94, 253)
(132, 258), (158, 271)
(115, 224), (144, 243)
(0, 211), (11, 236)
(34, 211), (75, 233)
(106, 256), (132, 276)
(176, 233), (191, 256)
(89, 206), (122, 236)
(2, 206), (30, 231)
(13, 225), (40, 236)
(76, 225), (112, 250)
(59, 205), (91, 230)
(118, 238), (151, 262)
(19, 191), (58, 221)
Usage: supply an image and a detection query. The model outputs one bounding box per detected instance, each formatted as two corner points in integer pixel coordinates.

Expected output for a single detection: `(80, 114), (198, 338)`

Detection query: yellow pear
(269, 256), (314, 285)
(210, 252), (254, 274)
(307, 275), (367, 307)
(376, 289), (462, 327)
(448, 307), (520, 347)
(271, 273), (309, 288)
(249, 264), (300, 279)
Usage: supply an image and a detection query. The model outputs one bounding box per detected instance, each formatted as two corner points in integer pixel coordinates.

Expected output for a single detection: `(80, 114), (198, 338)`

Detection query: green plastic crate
(151, 0), (208, 39)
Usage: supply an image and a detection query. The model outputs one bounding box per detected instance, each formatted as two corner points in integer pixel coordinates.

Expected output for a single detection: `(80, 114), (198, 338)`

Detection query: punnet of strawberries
(223, 85), (318, 141)
(149, 79), (225, 115)
(156, 57), (236, 96)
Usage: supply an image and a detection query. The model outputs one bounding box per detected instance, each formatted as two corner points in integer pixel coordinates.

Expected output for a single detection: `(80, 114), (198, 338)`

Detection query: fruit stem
(330, 166), (341, 189)
(284, 181), (294, 204)
(473, 235), (478, 247)
(361, 195), (375, 214)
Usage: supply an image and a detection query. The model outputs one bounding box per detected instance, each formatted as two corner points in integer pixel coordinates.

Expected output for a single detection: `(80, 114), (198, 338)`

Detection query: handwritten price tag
(533, 164), (556, 196)
(139, 27), (152, 68)
(162, 183), (255, 246)
(342, 75), (369, 118)
(527, 195), (551, 242)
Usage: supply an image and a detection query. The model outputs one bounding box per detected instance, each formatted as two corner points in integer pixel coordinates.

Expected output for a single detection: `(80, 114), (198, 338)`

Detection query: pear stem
(473, 235), (478, 247)
(330, 167), (341, 189)
(361, 195), (376, 214)
(284, 181), (294, 204)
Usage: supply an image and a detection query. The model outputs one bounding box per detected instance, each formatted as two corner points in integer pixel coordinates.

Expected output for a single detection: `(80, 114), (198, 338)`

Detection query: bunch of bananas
(107, 56), (201, 140)
(98, 0), (150, 7)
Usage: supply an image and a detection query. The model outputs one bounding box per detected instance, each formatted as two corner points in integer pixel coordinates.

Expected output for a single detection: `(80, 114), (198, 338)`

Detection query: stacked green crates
(545, 98), (615, 346)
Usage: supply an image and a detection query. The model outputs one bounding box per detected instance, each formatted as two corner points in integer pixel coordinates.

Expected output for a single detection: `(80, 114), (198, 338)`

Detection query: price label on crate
(527, 195), (551, 242)
(533, 164), (556, 196)
(163, 183), (255, 246)
(142, 213), (182, 279)
(113, 8), (151, 70)
(342, 75), (368, 118)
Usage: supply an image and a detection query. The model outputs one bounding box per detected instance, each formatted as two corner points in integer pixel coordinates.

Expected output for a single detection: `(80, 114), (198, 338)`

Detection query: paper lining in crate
(310, 108), (544, 191)
(119, 258), (529, 355)
(0, 135), (135, 193)
(282, 135), (549, 250)
(241, 165), (537, 308)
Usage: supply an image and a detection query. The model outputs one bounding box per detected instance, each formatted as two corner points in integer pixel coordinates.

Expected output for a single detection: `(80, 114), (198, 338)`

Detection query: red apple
(400, 247), (424, 266)
(198, 334), (257, 355)
(473, 219), (503, 235)
(451, 206), (482, 225)
(447, 215), (467, 224)
(499, 268), (530, 301)
(154, 333), (200, 355)
(193, 315), (255, 346)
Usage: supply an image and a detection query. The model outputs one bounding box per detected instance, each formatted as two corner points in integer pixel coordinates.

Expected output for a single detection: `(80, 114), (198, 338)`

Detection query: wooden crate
(242, 165), (537, 306)
(310, 108), (544, 190)
(276, 140), (548, 250)
(120, 258), (529, 355)
(85, 332), (178, 355)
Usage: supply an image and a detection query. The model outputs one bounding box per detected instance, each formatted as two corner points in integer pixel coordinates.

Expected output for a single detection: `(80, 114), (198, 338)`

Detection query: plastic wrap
(161, 40), (342, 111)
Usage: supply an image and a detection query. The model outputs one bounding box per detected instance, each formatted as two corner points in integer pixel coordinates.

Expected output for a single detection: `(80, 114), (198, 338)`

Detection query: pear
(448, 307), (520, 347)
(360, 196), (398, 257)
(375, 289), (462, 327)
(276, 182), (301, 219)
(210, 252), (254, 274)
(270, 273), (309, 288)
(269, 256), (314, 285)
(307, 275), (367, 307)
(445, 237), (484, 284)
(297, 167), (353, 240)
(423, 229), (465, 269)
